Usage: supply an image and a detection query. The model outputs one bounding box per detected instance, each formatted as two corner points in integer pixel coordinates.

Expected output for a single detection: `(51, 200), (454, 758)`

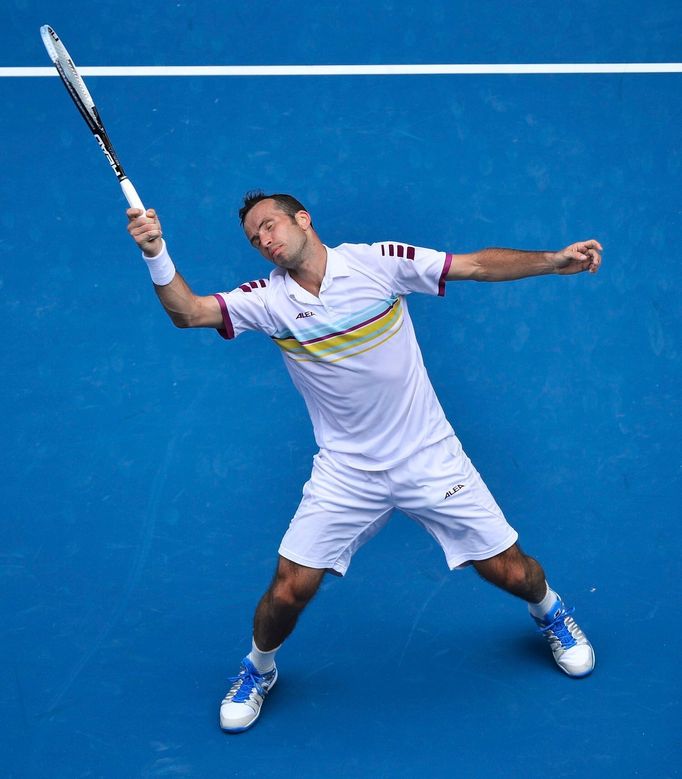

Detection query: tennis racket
(40, 25), (146, 214)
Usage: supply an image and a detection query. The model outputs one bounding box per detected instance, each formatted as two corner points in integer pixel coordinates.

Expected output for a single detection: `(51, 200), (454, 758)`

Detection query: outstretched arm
(127, 208), (222, 328)
(446, 240), (603, 282)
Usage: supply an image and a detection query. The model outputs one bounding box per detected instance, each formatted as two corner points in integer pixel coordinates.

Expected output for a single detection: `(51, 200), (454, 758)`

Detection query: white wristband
(142, 240), (176, 286)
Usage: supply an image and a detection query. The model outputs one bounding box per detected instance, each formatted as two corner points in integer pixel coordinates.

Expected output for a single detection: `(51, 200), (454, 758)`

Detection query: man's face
(243, 199), (311, 271)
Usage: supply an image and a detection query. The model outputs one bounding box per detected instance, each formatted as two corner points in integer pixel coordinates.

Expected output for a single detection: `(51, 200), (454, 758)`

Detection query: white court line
(2, 63), (682, 77)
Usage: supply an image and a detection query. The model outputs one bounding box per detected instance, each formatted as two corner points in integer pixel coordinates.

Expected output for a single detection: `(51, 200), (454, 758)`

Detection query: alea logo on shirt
(444, 484), (465, 499)
(295, 311), (315, 319)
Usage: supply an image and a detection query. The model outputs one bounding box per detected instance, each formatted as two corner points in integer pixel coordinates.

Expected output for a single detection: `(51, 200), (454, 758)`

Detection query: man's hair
(239, 190), (309, 226)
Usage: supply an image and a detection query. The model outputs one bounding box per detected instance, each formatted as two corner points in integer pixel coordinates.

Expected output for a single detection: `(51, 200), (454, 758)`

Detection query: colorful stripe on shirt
(273, 297), (404, 363)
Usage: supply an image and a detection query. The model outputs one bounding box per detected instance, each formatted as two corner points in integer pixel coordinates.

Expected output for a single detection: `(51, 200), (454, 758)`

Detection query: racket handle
(120, 177), (146, 216)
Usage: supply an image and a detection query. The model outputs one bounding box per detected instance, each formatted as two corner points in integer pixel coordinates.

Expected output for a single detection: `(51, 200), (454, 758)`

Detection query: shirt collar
(321, 245), (350, 288)
(284, 245), (350, 300)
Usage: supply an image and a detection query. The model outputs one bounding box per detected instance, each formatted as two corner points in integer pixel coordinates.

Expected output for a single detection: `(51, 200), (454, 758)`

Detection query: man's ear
(295, 210), (312, 230)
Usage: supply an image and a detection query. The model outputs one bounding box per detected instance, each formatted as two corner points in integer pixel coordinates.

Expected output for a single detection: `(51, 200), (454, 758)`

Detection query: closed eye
(251, 219), (274, 247)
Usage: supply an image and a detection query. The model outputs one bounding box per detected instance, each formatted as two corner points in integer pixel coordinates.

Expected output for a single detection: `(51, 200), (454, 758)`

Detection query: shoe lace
(537, 606), (578, 649)
(227, 666), (267, 703)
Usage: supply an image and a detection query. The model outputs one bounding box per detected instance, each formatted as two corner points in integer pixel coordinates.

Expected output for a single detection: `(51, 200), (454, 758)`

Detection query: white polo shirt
(214, 241), (454, 470)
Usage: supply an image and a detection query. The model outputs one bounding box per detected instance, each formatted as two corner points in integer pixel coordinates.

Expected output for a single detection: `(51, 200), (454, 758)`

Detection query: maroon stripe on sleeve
(396, 244), (404, 258)
(239, 284), (252, 293)
(213, 293), (235, 339)
(249, 280), (259, 289)
(380, 244), (385, 256)
(388, 244), (395, 256)
(258, 279), (267, 288)
(438, 253), (453, 297)
(406, 246), (415, 260)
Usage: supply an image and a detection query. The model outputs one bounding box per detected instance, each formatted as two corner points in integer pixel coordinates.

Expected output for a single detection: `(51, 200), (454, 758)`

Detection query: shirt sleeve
(370, 241), (453, 297)
(213, 279), (276, 340)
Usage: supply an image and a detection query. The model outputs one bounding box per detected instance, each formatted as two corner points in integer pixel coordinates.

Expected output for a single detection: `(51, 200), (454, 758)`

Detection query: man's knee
(501, 555), (533, 591)
(474, 543), (542, 589)
(269, 557), (324, 611)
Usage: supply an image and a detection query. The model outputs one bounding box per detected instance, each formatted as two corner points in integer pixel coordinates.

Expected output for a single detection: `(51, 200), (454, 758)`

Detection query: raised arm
(446, 240), (603, 282)
(127, 208), (223, 328)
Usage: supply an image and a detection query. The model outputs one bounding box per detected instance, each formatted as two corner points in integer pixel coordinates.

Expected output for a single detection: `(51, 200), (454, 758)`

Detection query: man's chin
(275, 256), (300, 271)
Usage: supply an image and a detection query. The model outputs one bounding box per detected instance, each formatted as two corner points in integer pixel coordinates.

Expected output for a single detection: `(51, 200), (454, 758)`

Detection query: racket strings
(42, 27), (96, 115)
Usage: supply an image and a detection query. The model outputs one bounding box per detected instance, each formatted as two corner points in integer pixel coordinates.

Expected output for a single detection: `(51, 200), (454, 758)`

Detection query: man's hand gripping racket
(127, 208), (164, 258)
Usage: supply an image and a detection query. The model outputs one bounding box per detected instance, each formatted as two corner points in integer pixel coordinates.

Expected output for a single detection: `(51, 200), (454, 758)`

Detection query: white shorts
(278, 435), (518, 576)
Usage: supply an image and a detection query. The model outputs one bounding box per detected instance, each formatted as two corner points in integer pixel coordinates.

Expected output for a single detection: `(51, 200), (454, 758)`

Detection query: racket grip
(120, 177), (147, 217)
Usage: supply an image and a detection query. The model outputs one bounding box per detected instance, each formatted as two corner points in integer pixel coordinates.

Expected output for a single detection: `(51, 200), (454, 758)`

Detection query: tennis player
(127, 193), (602, 733)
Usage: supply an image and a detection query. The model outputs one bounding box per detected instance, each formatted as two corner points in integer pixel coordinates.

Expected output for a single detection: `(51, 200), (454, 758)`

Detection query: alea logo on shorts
(444, 484), (465, 499)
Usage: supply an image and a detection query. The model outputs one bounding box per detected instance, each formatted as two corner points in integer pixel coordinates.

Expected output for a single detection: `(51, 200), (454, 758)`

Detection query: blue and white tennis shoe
(533, 601), (595, 677)
(220, 657), (278, 733)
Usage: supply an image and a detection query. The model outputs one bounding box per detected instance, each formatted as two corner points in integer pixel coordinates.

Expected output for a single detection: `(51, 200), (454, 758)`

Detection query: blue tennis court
(2, 1), (680, 776)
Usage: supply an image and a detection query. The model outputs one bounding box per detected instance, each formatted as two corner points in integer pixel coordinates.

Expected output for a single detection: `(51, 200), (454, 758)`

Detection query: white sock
(247, 638), (280, 674)
(528, 583), (561, 620)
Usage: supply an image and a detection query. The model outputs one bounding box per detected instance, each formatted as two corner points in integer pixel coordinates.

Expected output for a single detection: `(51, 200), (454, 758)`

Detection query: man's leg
(471, 542), (546, 602)
(473, 543), (595, 677)
(220, 557), (325, 733)
(253, 556), (326, 651)
(219, 448), (394, 733)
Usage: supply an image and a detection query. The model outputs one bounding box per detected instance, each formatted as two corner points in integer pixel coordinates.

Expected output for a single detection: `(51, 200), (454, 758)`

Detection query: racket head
(40, 24), (128, 181)
(40, 25), (100, 131)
